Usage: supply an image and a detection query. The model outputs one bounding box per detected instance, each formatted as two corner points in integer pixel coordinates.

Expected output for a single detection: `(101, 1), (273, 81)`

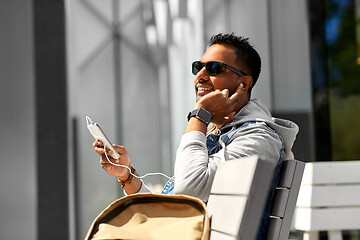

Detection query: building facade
(1, 0), (359, 239)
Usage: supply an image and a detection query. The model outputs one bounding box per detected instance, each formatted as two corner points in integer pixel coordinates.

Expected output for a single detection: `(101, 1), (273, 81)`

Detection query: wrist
(117, 164), (136, 188)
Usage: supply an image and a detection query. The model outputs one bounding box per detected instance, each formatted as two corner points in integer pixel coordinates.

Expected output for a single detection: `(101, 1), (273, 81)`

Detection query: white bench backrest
(207, 156), (305, 240)
(207, 155), (275, 240)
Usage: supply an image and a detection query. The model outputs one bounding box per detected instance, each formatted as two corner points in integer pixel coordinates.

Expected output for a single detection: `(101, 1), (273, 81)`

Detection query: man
(93, 33), (298, 238)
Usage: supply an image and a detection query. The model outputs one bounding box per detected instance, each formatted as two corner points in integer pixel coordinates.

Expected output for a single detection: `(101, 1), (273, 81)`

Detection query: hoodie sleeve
(174, 122), (283, 202)
(174, 131), (218, 201)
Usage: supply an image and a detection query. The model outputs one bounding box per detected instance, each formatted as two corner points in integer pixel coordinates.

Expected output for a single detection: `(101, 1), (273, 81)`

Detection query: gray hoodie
(174, 98), (299, 201)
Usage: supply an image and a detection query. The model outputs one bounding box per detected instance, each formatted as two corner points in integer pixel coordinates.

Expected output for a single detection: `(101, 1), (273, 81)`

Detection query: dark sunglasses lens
(206, 62), (222, 76)
(192, 61), (204, 75)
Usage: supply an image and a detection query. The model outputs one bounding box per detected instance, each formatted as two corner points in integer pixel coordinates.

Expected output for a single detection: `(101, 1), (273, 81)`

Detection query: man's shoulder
(229, 121), (282, 143)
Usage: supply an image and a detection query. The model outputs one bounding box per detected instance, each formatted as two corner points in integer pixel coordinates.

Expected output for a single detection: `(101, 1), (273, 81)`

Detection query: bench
(207, 155), (305, 240)
(293, 161), (360, 240)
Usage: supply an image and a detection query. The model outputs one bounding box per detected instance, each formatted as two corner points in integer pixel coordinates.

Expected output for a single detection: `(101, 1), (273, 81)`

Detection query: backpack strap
(206, 121), (257, 155)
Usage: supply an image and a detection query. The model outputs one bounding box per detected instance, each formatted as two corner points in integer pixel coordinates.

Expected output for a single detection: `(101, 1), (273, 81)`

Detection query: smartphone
(86, 116), (120, 159)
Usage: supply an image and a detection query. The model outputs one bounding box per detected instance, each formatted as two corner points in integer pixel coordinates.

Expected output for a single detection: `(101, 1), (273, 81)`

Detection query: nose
(195, 66), (210, 82)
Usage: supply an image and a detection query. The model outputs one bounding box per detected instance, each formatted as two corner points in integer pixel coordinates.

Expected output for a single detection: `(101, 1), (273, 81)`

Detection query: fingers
(93, 140), (131, 178)
(101, 162), (113, 172)
(96, 146), (121, 164)
(101, 162), (124, 175)
(113, 145), (128, 155)
(229, 84), (243, 102)
(93, 140), (126, 156)
(224, 111), (236, 121)
(100, 157), (120, 167)
(100, 157), (131, 178)
(93, 140), (108, 155)
(94, 145), (105, 156)
(94, 142), (108, 156)
(93, 140), (103, 147)
(221, 89), (229, 97)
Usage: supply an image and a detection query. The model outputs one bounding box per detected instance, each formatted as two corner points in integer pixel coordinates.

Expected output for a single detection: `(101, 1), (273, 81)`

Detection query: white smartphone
(86, 116), (120, 159)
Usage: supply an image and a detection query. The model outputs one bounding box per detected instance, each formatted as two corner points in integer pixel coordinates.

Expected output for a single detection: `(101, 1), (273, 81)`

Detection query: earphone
(240, 83), (245, 88)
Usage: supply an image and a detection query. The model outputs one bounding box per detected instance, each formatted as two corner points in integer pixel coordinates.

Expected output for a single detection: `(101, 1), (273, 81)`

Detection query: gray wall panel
(0, 1), (36, 239)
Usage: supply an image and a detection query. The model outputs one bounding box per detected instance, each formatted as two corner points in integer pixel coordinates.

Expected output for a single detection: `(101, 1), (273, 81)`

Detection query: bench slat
(266, 217), (282, 239)
(207, 195), (247, 236)
(295, 207), (360, 231)
(301, 161), (360, 185)
(297, 184), (360, 207)
(210, 155), (260, 195)
(210, 230), (237, 240)
(278, 160), (296, 188)
(270, 188), (290, 218)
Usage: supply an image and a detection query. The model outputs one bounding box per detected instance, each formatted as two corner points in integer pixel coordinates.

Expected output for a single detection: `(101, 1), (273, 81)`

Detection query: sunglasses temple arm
(223, 64), (246, 76)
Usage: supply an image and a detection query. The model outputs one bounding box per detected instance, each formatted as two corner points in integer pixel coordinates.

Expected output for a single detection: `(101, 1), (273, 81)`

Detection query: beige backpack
(85, 193), (210, 240)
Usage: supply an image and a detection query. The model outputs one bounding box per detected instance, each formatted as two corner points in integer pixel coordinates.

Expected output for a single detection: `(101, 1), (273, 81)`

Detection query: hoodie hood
(221, 99), (299, 160)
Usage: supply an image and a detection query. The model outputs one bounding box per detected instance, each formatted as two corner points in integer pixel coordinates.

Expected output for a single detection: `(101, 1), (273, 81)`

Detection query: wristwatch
(187, 108), (212, 125)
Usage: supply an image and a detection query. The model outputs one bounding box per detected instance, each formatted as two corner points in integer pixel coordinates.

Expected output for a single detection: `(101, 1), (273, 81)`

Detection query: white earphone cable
(97, 136), (172, 181)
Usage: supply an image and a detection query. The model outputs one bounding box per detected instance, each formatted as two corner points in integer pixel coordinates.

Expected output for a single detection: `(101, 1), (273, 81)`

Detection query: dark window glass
(310, 0), (360, 161)
(326, 0), (360, 160)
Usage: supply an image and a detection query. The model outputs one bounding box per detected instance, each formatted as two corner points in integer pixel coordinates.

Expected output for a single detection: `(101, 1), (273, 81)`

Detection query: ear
(240, 75), (253, 90)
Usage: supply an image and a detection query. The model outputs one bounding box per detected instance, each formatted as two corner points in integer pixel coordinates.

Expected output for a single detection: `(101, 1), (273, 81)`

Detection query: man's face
(194, 44), (244, 102)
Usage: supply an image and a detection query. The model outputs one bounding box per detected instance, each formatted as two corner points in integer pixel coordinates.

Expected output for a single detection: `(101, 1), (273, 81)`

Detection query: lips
(196, 86), (213, 100)
(196, 83), (213, 91)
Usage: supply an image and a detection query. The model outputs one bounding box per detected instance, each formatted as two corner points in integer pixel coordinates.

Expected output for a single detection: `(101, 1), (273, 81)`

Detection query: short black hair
(209, 33), (261, 91)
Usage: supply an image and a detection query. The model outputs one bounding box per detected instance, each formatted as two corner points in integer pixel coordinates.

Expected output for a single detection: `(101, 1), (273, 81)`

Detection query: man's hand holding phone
(86, 116), (142, 194)
(93, 140), (131, 180)
(86, 116), (131, 182)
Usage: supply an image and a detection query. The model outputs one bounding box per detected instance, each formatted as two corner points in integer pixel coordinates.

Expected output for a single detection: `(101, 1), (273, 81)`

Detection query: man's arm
(174, 123), (282, 202)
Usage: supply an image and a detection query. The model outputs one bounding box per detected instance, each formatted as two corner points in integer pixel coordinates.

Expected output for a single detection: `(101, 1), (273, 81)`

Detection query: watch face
(188, 108), (212, 124)
(198, 108), (211, 123)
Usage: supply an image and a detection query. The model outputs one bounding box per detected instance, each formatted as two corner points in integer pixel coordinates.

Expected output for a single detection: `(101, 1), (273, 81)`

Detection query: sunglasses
(192, 61), (247, 77)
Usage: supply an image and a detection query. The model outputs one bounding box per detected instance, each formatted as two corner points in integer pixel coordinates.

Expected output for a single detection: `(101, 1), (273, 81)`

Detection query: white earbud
(240, 83), (244, 88)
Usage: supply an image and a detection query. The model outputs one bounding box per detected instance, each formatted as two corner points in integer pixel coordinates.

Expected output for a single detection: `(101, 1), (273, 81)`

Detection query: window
(310, 0), (360, 161)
